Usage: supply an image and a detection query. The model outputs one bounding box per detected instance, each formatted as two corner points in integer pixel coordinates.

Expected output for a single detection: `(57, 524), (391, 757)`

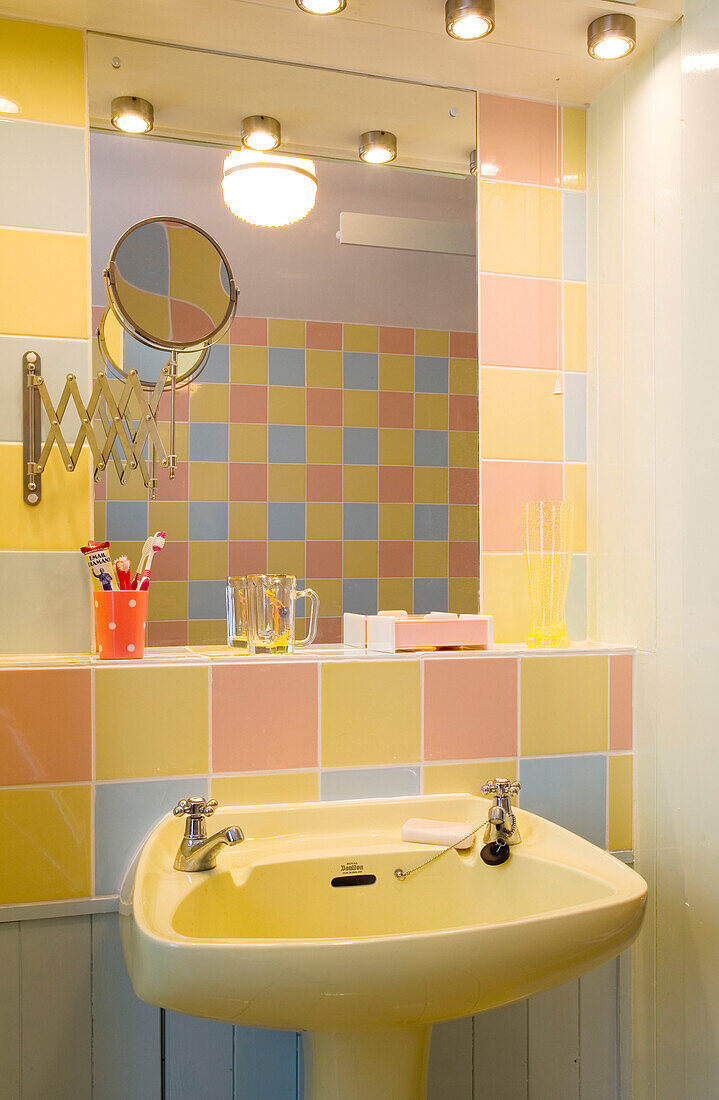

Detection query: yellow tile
(230, 345), (268, 384)
(189, 462), (228, 501)
(424, 760), (517, 796)
(306, 350), (342, 389)
(343, 324), (378, 352)
(344, 390), (378, 427)
(149, 501), (188, 541)
(1, 785), (91, 904)
(564, 282), (587, 372)
(378, 428), (413, 466)
(343, 465), (378, 502)
(157, 421), (189, 457)
(450, 358), (479, 395)
(415, 467), (448, 504)
(229, 502), (267, 541)
(189, 541), (227, 580)
(95, 665), (209, 779)
(0, 443), (91, 550)
(307, 426), (342, 464)
(449, 504), (479, 541)
(148, 580), (187, 621)
(415, 329), (449, 357)
(268, 318), (305, 348)
(378, 578), (412, 612)
(343, 541), (378, 577)
(230, 423), (266, 462)
(268, 464), (306, 502)
(0, 20), (85, 126)
(105, 540), (143, 577)
(212, 771), (318, 805)
(481, 367), (563, 461)
(415, 393), (448, 431)
(0, 229), (87, 338)
(268, 540), (305, 577)
(481, 553), (529, 643)
(94, 502), (106, 541)
(307, 503), (342, 540)
(379, 503), (413, 540)
(415, 541), (447, 577)
(104, 464), (147, 502)
(520, 655), (608, 755)
(449, 577), (479, 614)
(307, 578), (342, 616)
(480, 181), (558, 278)
(565, 464), (587, 552)
(269, 385), (306, 425)
(321, 661), (421, 767)
(188, 619), (226, 645)
(608, 754), (633, 850)
(190, 383), (229, 422)
(449, 431), (479, 467)
(563, 107), (587, 190)
(379, 354), (414, 391)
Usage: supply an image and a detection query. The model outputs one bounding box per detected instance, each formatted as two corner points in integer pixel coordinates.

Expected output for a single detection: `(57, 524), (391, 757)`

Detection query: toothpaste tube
(81, 541), (120, 592)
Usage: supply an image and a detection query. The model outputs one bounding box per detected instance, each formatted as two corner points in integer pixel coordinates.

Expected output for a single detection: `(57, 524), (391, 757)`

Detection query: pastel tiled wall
(0, 650), (632, 906)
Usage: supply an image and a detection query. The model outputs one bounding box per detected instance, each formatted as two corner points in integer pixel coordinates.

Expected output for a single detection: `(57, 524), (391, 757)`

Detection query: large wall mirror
(88, 33), (478, 647)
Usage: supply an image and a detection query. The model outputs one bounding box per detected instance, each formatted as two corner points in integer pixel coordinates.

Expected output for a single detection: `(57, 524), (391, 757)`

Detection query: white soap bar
(401, 818), (476, 850)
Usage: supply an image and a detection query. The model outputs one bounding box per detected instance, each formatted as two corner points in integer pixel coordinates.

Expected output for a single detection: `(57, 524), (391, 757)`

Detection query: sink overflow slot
(330, 874), (377, 888)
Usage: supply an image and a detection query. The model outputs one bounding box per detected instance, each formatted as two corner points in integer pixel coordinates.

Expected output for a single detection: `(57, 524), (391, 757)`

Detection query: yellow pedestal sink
(120, 793), (646, 1099)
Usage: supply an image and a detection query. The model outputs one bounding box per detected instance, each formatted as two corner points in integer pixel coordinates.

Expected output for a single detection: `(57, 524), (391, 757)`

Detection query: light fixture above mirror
(445, 0), (495, 41)
(359, 130), (397, 164)
(222, 149), (318, 228)
(241, 115), (281, 152)
(111, 95), (154, 133)
(295, 0), (346, 13)
(587, 13), (636, 60)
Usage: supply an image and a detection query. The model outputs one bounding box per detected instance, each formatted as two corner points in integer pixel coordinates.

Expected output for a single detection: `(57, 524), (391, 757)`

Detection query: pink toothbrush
(133, 532), (166, 591)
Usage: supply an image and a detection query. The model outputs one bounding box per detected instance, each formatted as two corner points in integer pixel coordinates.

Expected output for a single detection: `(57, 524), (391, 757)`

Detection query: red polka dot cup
(94, 590), (148, 660)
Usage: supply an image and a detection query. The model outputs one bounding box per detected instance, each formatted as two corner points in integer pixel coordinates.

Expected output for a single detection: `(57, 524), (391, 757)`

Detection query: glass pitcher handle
(295, 588), (319, 649)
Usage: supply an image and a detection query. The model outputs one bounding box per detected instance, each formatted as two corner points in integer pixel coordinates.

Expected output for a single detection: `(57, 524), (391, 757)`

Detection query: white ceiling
(0, 0), (682, 104)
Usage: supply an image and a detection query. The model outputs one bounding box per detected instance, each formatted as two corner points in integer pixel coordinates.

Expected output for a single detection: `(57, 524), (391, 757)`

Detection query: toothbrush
(135, 533), (166, 592)
(115, 556), (132, 590)
(132, 531), (166, 589)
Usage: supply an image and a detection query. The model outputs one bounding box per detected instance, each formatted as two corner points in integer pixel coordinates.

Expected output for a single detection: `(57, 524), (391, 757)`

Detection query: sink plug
(480, 840), (511, 865)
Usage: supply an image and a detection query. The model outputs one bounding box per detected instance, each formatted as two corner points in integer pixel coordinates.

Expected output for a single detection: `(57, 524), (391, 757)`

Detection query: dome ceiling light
(587, 13), (636, 60)
(222, 149), (318, 228)
(241, 115), (281, 152)
(111, 96), (154, 134)
(296, 0), (346, 13)
(359, 130), (397, 164)
(445, 0), (495, 40)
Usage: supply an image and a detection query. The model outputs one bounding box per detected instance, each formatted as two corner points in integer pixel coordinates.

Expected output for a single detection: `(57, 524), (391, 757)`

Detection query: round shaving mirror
(96, 306), (210, 389)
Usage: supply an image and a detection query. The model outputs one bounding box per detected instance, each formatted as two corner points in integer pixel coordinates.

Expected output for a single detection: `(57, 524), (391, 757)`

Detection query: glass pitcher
(247, 575), (320, 654)
(226, 576), (251, 650)
(523, 501), (574, 648)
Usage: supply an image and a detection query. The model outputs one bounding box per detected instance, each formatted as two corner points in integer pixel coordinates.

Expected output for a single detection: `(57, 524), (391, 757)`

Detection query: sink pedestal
(303, 1026), (432, 1100)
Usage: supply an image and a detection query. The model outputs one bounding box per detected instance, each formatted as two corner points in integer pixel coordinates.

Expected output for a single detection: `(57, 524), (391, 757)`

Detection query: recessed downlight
(587, 14), (636, 61)
(296, 0), (346, 13)
(110, 96), (154, 134)
(445, 0), (495, 40)
(359, 130), (397, 164)
(241, 115), (281, 152)
(0, 96), (20, 114)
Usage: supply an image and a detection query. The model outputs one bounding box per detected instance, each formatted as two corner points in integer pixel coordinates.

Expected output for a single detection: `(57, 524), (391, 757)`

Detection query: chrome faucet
(482, 778), (522, 847)
(173, 797), (244, 871)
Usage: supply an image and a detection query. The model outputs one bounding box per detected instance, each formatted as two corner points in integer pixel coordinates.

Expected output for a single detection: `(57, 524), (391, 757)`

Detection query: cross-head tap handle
(173, 797), (218, 818)
(482, 778), (521, 798)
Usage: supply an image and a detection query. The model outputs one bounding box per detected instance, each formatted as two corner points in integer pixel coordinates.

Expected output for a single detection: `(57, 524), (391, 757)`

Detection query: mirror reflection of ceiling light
(222, 149), (318, 228)
(587, 14), (636, 60)
(111, 96), (154, 134)
(295, 0), (346, 12)
(0, 96), (20, 114)
(445, 0), (495, 40)
(241, 115), (281, 152)
(359, 131), (397, 164)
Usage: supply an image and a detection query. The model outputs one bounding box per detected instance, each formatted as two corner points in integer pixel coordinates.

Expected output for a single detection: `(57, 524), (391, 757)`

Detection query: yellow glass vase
(523, 501), (574, 649)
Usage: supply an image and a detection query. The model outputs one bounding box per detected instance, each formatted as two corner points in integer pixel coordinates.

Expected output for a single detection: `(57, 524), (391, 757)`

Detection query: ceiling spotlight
(296, 0), (346, 13)
(222, 149), (318, 228)
(359, 130), (397, 164)
(111, 96), (154, 134)
(241, 115), (281, 152)
(469, 149), (477, 176)
(0, 96), (20, 114)
(587, 14), (636, 60)
(445, 0), (495, 40)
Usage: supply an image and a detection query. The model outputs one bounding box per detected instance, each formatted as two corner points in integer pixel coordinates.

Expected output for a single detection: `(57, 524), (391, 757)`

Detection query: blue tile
(563, 191), (586, 282)
(413, 578), (448, 614)
(343, 502), (378, 540)
(189, 422), (228, 462)
(189, 502), (228, 541)
(269, 348), (305, 387)
(189, 580), (226, 620)
(519, 754), (607, 847)
(234, 1028), (300, 1099)
(415, 356), (448, 394)
(414, 430), (448, 467)
(343, 427), (378, 465)
(566, 553), (587, 642)
(95, 777), (208, 895)
(268, 425), (306, 464)
(414, 503), (448, 541)
(268, 502), (306, 540)
(342, 578), (377, 614)
(106, 501), (148, 542)
(343, 352), (378, 390)
(564, 372), (586, 462)
(198, 343), (229, 384)
(321, 766), (420, 802)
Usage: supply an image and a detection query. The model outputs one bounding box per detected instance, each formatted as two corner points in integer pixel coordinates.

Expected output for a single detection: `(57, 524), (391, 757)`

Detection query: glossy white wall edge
(0, 894), (119, 923)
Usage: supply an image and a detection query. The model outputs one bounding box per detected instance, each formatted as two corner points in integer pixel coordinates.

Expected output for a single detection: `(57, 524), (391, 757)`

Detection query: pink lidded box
(344, 611), (493, 653)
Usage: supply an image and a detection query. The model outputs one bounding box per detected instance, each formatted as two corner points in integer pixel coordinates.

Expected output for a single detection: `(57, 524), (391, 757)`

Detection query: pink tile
(212, 662), (318, 770)
(379, 540), (413, 577)
(92, 305), (104, 331)
(307, 464), (342, 502)
(318, 617), (342, 643)
(424, 657), (518, 760)
(449, 468), (479, 505)
(158, 386), (189, 421)
(307, 540), (342, 578)
(230, 384), (267, 424)
(479, 94), (558, 186)
(231, 316), (268, 345)
(379, 327), (414, 354)
(610, 655), (633, 750)
(450, 331), (478, 359)
(153, 540), (188, 582)
(379, 466), (413, 502)
(307, 321), (342, 350)
(379, 391), (414, 429)
(307, 387), (342, 426)
(155, 462), (189, 502)
(449, 394), (479, 431)
(230, 462), (267, 502)
(449, 542), (479, 578)
(481, 274), (557, 370)
(481, 461), (563, 552)
(0, 669), (91, 785)
(229, 540), (267, 575)
(147, 620), (188, 646)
